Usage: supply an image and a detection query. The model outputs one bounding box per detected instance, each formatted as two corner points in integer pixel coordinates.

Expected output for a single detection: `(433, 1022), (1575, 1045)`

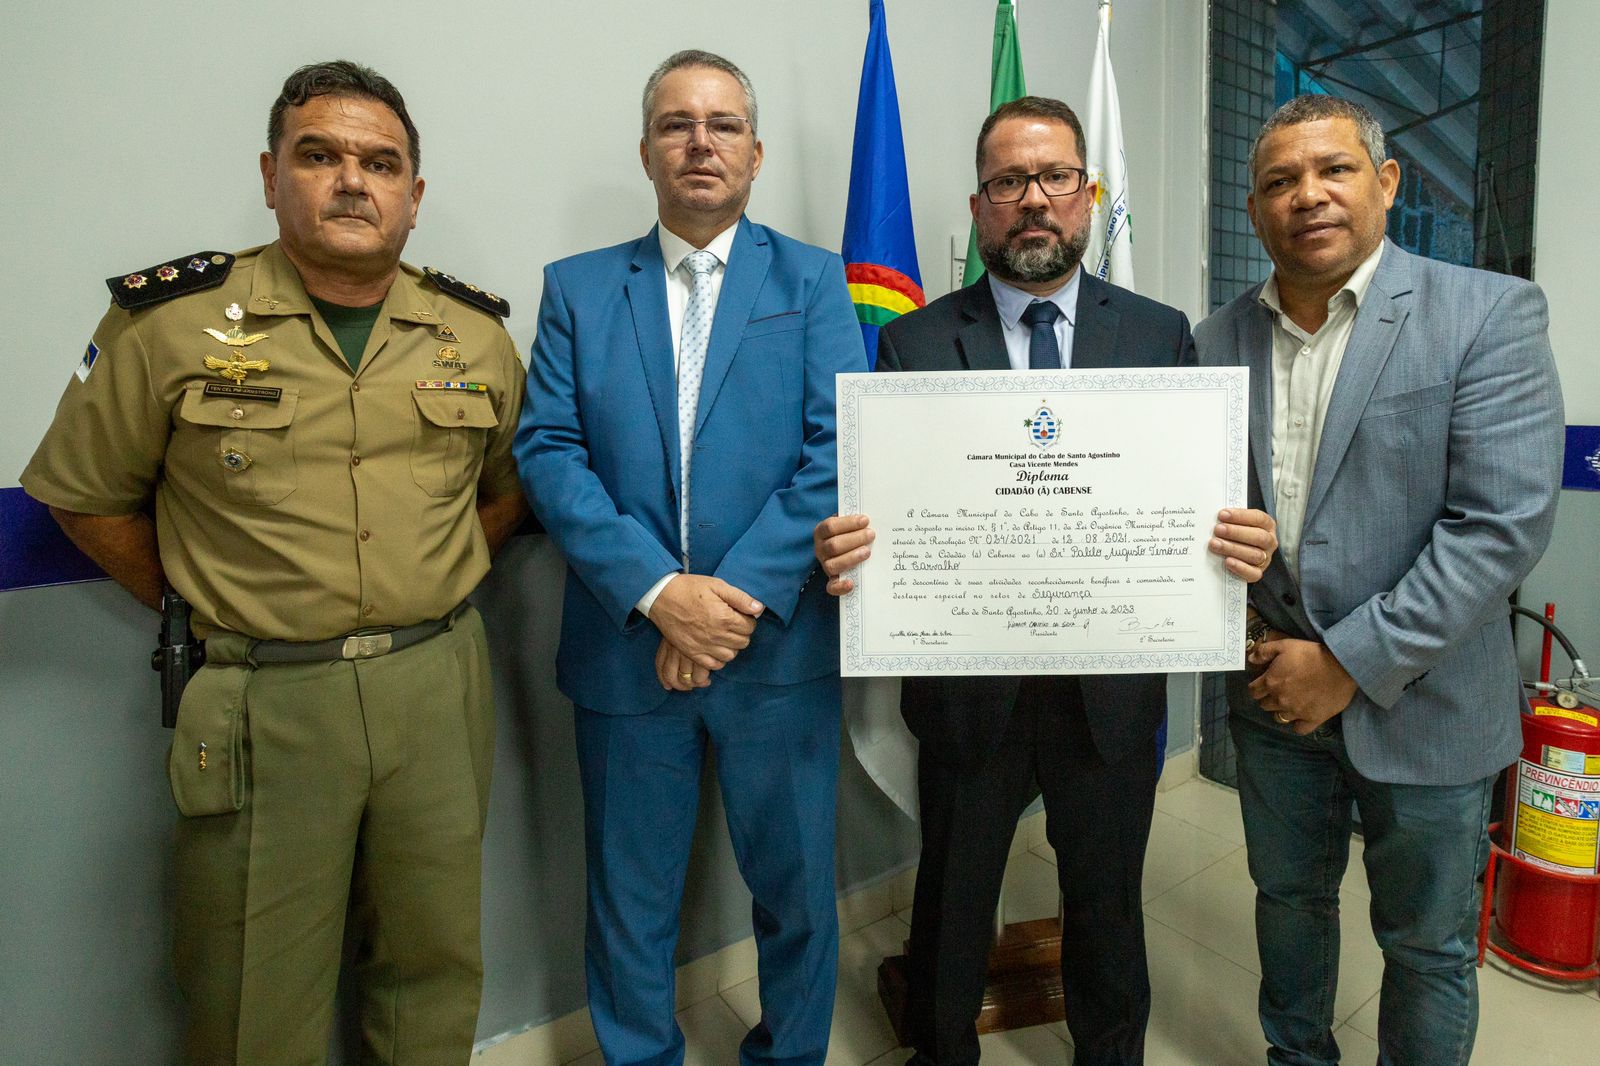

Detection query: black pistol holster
(152, 587), (206, 728)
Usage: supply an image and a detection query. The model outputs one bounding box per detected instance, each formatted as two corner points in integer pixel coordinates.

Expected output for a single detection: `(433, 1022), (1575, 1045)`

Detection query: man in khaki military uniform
(20, 60), (525, 1064)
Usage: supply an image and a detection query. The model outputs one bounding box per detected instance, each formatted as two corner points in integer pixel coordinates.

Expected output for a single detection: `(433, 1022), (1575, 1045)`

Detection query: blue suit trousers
(575, 675), (841, 1066)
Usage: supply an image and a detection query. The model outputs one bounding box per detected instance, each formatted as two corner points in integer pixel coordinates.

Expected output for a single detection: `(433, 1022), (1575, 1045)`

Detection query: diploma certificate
(837, 367), (1249, 676)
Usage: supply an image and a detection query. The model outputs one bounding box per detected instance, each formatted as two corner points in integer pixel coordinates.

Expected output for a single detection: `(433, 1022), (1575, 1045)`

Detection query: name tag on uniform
(415, 380), (488, 392)
(204, 382), (282, 403)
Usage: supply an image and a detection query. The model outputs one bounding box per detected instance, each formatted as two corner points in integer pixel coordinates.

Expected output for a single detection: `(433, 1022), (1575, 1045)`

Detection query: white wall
(3, 0), (1204, 479)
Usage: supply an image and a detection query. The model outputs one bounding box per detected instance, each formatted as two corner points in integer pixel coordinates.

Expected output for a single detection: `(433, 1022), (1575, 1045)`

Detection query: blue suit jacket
(515, 218), (868, 713)
(1197, 241), (1564, 785)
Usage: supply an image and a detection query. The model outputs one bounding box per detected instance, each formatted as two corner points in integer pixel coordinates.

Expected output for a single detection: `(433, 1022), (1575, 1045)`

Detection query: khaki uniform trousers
(168, 606), (495, 1065)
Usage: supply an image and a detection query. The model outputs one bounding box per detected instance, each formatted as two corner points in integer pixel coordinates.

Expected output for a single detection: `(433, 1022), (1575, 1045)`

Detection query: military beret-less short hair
(641, 49), (759, 137)
(1248, 94), (1387, 184)
(267, 60), (422, 176)
(975, 96), (1088, 180)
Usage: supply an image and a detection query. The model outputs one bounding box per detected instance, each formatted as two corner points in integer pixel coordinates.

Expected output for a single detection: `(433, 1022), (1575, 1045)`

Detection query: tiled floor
(567, 778), (1600, 1065)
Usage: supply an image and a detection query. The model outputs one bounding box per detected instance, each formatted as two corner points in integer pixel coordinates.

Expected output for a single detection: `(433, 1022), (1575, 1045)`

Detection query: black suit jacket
(877, 273), (1197, 771)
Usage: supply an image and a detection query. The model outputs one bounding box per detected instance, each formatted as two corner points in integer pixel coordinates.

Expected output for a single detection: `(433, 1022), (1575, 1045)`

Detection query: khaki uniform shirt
(22, 242), (526, 640)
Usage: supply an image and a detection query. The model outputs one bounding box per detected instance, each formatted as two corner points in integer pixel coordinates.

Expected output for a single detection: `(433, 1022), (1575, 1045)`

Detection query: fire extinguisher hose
(1511, 604), (1591, 684)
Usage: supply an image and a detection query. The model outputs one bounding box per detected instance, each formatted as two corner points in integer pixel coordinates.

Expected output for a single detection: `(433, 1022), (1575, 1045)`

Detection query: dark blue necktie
(1021, 300), (1061, 370)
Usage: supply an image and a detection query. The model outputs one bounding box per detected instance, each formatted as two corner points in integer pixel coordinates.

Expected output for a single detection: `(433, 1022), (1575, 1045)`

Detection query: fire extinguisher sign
(1510, 761), (1600, 875)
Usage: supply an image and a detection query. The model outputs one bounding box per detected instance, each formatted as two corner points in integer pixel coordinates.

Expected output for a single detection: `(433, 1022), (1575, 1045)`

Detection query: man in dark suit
(815, 97), (1277, 1066)
(516, 51), (864, 1066)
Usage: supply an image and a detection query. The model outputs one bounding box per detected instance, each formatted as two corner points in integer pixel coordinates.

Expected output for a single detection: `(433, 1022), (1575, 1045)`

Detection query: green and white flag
(962, 0), (1028, 286)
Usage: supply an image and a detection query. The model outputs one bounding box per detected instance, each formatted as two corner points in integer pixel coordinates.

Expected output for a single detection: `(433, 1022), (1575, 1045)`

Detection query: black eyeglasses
(979, 168), (1089, 204)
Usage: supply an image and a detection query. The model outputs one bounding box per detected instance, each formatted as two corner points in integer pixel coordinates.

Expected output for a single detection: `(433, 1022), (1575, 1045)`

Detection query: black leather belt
(247, 603), (468, 665)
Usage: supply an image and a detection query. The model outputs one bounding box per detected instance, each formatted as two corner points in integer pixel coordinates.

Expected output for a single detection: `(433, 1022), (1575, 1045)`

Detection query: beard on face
(978, 208), (1090, 285)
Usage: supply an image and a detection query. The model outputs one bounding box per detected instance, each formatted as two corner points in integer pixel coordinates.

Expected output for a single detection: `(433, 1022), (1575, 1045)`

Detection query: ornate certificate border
(837, 367), (1249, 676)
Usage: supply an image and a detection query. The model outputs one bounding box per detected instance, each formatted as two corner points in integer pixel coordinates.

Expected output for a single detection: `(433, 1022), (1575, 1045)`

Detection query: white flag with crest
(1085, 1), (1134, 290)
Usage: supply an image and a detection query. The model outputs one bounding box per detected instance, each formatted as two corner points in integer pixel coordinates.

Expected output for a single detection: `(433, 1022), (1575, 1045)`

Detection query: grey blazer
(1195, 240), (1564, 785)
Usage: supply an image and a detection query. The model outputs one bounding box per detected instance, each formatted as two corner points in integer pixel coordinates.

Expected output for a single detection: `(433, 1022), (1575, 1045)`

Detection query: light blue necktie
(1022, 300), (1062, 370)
(678, 249), (719, 565)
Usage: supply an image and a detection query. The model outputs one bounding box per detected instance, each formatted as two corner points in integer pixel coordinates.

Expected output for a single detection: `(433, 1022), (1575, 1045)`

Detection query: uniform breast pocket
(177, 384), (300, 506)
(411, 390), (499, 497)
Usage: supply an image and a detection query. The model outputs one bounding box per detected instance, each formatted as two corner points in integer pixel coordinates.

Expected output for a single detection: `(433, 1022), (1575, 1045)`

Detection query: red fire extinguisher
(1479, 604), (1600, 979)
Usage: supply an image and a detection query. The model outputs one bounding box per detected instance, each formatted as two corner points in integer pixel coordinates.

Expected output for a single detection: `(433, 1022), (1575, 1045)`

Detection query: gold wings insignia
(203, 327), (270, 347)
(204, 355), (269, 371)
(204, 354), (271, 385)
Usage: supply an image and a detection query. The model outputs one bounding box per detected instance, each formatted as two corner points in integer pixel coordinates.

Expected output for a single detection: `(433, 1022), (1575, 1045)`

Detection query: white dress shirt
(637, 221), (740, 617)
(659, 222), (738, 368)
(1260, 240), (1385, 577)
(987, 267), (1081, 369)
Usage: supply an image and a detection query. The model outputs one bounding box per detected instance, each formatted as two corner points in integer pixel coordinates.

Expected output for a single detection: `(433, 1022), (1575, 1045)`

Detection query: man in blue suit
(514, 50), (865, 1066)
(1197, 95), (1564, 1065)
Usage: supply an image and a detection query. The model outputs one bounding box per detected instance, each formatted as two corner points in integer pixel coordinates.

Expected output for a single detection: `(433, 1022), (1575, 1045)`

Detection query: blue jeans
(1230, 714), (1494, 1066)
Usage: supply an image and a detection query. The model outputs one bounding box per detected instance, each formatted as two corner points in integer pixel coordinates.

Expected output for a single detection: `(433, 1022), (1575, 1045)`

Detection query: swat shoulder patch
(423, 267), (511, 318)
(107, 252), (235, 310)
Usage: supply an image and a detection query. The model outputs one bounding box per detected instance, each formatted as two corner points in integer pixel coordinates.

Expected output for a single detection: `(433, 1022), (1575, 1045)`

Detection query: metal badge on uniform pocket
(220, 448), (253, 472)
(167, 663), (248, 817)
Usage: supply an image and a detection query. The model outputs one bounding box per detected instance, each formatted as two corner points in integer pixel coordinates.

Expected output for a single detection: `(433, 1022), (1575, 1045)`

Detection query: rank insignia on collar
(123, 273), (148, 290)
(205, 351), (270, 385)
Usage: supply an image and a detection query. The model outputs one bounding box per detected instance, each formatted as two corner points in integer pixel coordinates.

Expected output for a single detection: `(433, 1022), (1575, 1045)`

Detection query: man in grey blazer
(1196, 94), (1564, 1065)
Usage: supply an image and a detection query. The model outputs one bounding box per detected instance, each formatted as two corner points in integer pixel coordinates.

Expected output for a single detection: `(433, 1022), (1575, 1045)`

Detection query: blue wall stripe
(0, 487), (108, 592)
(1565, 425), (1600, 492)
(6, 426), (1584, 592)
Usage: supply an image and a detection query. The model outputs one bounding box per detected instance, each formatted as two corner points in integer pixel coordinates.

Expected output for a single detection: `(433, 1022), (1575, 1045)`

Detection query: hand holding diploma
(817, 507), (1277, 595)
